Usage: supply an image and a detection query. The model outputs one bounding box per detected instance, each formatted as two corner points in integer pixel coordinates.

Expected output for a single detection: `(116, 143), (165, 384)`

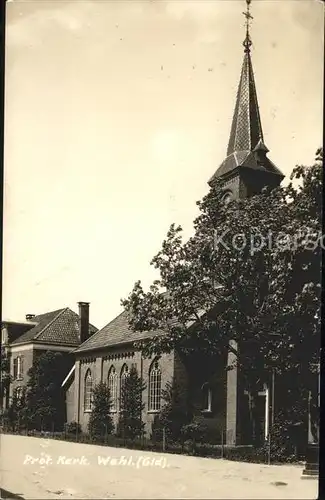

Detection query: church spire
(209, 0), (284, 189)
(226, 0), (264, 156)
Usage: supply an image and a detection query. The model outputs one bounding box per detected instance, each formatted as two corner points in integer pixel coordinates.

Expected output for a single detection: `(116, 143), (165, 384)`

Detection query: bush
(88, 383), (114, 439)
(152, 379), (190, 443)
(3, 387), (28, 432)
(224, 445), (261, 463)
(181, 420), (209, 443)
(119, 365), (145, 440)
(64, 421), (82, 435)
(259, 411), (308, 462)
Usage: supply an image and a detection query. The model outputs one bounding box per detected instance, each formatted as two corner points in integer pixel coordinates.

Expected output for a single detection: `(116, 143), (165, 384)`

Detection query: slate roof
(227, 50), (264, 156)
(11, 308), (97, 346)
(74, 310), (165, 354)
(209, 150), (284, 185)
(209, 45), (284, 185)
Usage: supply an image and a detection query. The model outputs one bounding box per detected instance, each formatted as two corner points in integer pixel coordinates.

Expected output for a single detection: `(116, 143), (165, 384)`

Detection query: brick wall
(65, 377), (75, 424)
(142, 350), (174, 435)
(222, 174), (241, 200)
(77, 355), (97, 432)
(173, 350), (188, 394)
(226, 340), (239, 445)
(76, 347), (175, 436)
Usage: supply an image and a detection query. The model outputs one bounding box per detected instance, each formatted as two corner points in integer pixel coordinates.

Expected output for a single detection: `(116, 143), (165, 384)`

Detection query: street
(0, 434), (318, 499)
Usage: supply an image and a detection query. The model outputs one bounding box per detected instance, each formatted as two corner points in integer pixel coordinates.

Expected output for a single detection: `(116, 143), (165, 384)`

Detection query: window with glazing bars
(120, 364), (129, 411)
(84, 369), (93, 411)
(108, 366), (117, 411)
(148, 361), (161, 411)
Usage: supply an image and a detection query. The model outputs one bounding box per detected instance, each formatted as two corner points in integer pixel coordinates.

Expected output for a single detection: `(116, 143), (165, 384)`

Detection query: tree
(25, 351), (66, 431)
(88, 382), (114, 439)
(152, 378), (190, 442)
(3, 386), (27, 431)
(122, 149), (322, 447)
(119, 365), (145, 440)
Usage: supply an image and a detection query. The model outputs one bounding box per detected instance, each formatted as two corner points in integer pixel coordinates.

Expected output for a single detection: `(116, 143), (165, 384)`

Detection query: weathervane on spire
(243, 0), (253, 53)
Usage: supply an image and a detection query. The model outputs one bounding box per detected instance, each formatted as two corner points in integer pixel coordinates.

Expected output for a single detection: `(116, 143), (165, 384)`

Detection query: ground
(0, 435), (318, 499)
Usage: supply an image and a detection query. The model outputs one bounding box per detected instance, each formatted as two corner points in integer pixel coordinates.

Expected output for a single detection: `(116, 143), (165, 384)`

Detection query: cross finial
(243, 0), (253, 53)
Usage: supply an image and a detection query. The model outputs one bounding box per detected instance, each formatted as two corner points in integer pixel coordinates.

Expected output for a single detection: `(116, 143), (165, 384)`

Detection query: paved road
(0, 434), (318, 499)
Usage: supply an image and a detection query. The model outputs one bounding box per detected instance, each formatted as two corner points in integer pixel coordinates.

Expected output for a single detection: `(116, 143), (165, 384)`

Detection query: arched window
(222, 190), (232, 206)
(148, 360), (161, 411)
(84, 369), (93, 411)
(108, 366), (117, 411)
(120, 364), (129, 410)
(202, 383), (212, 412)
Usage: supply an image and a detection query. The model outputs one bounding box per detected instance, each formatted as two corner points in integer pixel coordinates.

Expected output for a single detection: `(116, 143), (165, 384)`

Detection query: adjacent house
(1, 302), (97, 417)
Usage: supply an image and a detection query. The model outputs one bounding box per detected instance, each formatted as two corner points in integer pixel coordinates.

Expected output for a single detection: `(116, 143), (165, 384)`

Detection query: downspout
(140, 352), (144, 433)
(77, 361), (81, 426)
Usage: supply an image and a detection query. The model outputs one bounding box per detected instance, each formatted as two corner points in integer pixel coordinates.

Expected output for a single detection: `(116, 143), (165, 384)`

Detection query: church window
(222, 190), (232, 205)
(84, 369), (93, 411)
(148, 360), (161, 411)
(202, 383), (212, 412)
(120, 364), (129, 410)
(108, 366), (117, 411)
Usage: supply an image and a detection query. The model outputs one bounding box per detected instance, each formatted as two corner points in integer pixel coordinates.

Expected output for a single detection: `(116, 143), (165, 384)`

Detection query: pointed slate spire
(226, 49), (264, 155)
(208, 0), (284, 186)
(227, 0), (264, 155)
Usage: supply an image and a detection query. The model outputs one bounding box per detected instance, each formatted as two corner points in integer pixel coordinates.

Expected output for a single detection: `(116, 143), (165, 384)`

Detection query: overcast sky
(3, 0), (324, 329)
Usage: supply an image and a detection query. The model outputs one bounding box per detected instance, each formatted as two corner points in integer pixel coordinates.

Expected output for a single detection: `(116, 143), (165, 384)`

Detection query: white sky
(3, 0), (324, 329)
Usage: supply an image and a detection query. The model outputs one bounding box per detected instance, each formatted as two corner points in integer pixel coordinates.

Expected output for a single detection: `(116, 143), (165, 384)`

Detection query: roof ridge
(34, 307), (68, 340)
(74, 309), (125, 352)
(62, 307), (97, 330)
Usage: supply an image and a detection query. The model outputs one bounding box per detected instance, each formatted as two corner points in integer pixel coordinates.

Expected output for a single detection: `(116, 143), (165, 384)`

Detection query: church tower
(209, 0), (284, 200)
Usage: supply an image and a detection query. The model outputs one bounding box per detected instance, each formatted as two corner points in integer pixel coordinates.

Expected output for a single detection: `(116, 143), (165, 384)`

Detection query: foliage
(181, 420), (209, 443)
(266, 378), (310, 460)
(122, 149), (322, 445)
(24, 351), (66, 431)
(88, 382), (114, 439)
(119, 365), (145, 440)
(3, 386), (27, 431)
(64, 420), (82, 435)
(152, 378), (190, 442)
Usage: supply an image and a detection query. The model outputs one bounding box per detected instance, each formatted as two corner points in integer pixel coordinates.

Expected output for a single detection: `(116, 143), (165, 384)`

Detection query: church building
(64, 0), (286, 445)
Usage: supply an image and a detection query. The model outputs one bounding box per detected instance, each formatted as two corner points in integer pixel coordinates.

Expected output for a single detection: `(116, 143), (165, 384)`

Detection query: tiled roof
(74, 310), (165, 353)
(11, 308), (97, 346)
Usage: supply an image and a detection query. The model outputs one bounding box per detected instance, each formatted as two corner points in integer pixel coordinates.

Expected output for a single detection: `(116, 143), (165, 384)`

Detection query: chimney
(78, 302), (90, 344)
(26, 314), (35, 321)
